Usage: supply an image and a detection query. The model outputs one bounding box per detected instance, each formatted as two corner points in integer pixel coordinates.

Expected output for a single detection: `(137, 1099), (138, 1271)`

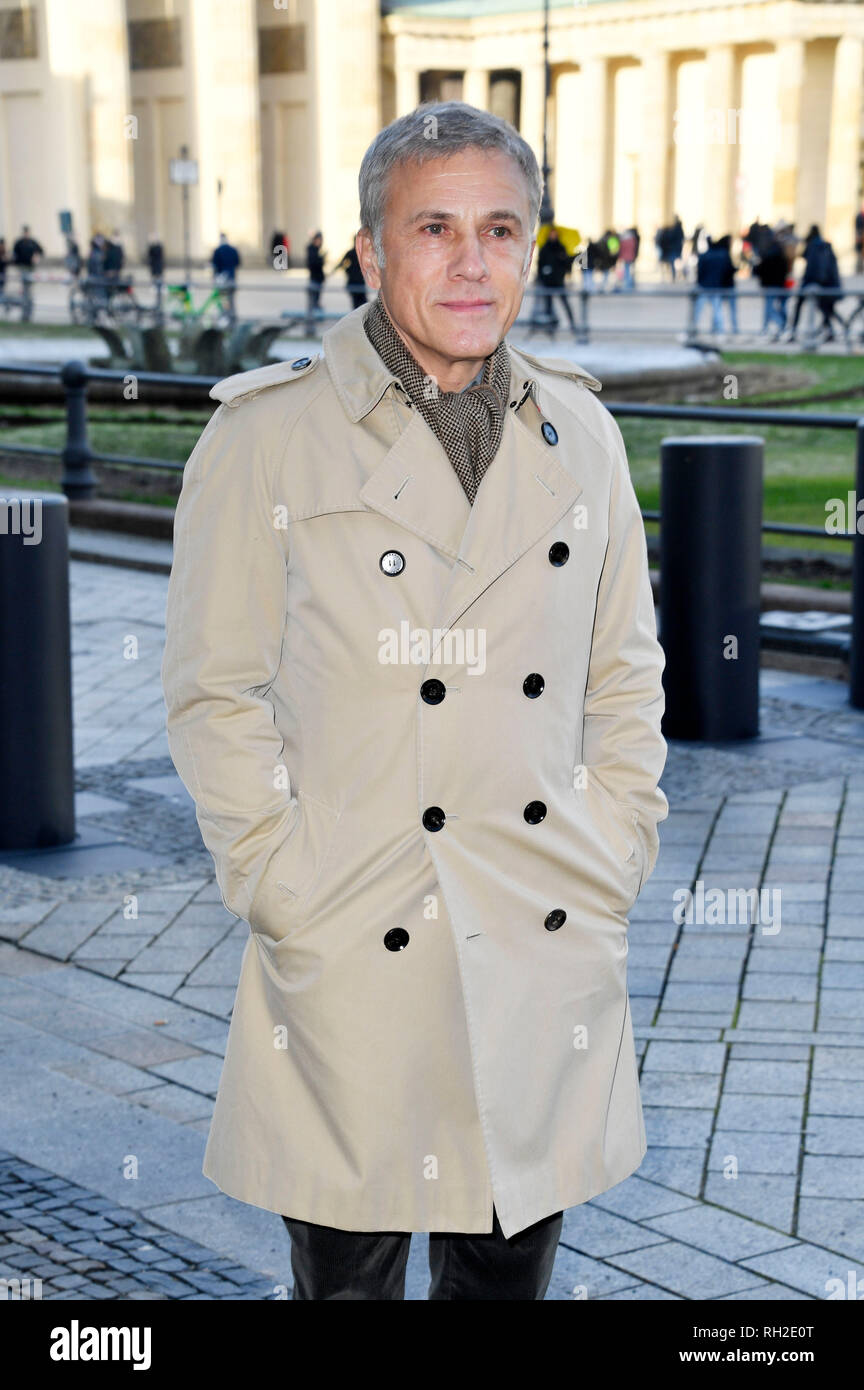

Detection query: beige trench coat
(161, 302), (669, 1239)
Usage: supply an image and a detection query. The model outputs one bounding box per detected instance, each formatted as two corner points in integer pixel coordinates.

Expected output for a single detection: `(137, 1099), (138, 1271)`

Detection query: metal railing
(0, 358), (862, 706)
(10, 268), (864, 350)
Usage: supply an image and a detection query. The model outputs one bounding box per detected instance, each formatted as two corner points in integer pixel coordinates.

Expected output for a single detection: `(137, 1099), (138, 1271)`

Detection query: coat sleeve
(161, 399), (298, 930)
(581, 409), (669, 889)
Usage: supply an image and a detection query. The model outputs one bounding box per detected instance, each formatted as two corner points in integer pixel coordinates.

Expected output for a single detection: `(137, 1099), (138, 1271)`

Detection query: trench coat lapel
(326, 304), (584, 631)
(358, 405), (472, 562)
(432, 406), (583, 638)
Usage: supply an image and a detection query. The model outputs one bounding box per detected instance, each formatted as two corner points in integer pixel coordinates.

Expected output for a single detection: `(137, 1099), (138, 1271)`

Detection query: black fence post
(0, 493), (75, 848)
(851, 420), (864, 709)
(660, 435), (764, 740)
(60, 359), (98, 500)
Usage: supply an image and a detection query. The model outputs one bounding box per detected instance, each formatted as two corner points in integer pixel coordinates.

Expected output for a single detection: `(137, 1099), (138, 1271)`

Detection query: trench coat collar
(323, 303), (597, 628)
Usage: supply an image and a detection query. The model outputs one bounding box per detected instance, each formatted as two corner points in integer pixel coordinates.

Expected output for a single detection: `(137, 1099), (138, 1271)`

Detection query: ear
(356, 228), (382, 291)
(521, 237), (536, 285)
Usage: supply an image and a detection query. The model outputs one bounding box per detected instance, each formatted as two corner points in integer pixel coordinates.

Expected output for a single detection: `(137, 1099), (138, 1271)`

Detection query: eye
(422, 223), (445, 235)
(490, 226), (513, 238)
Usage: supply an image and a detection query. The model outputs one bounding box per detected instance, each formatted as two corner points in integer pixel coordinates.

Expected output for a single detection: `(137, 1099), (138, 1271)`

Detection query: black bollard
(660, 435), (763, 740)
(0, 492), (75, 848)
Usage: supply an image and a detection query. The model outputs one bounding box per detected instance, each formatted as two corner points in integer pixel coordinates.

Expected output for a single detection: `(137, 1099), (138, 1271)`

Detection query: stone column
(463, 68), (488, 111)
(704, 45), (736, 236)
(395, 63), (420, 115)
(773, 38), (805, 226)
(638, 50), (671, 242)
(189, 0), (261, 258)
(825, 35), (864, 259)
(578, 58), (610, 236)
(520, 61), (547, 186)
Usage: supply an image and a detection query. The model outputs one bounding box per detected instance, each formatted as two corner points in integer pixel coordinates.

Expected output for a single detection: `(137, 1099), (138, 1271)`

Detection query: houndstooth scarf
(363, 293), (512, 504)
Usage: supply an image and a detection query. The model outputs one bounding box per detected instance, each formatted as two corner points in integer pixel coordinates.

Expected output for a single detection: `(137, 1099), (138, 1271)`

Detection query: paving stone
(560, 1204), (669, 1257)
(642, 1041), (727, 1074)
(605, 1240), (768, 1299)
(735, 1001), (817, 1030)
(716, 1092), (804, 1133)
(708, 1130), (801, 1176)
(639, 1073), (721, 1108)
(723, 1060), (809, 1095)
(703, 1173), (797, 1232)
(739, 1242), (862, 1299)
(643, 1204), (796, 1261)
(800, 1155), (864, 1199)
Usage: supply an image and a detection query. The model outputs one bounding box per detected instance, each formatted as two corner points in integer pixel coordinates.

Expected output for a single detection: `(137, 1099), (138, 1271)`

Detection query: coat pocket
(582, 774), (644, 910)
(247, 790), (342, 943)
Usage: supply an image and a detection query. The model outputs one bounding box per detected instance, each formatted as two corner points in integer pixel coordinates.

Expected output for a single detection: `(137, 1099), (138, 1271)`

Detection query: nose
(449, 231), (490, 280)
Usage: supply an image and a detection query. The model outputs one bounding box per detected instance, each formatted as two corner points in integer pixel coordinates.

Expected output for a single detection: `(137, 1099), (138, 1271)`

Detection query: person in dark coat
(305, 231), (326, 327)
(535, 227), (577, 328)
(335, 244), (367, 309)
(695, 234), (737, 335)
(103, 230), (125, 286)
(786, 225), (843, 343)
(147, 235), (165, 282)
(12, 225), (43, 270)
(752, 234), (789, 337)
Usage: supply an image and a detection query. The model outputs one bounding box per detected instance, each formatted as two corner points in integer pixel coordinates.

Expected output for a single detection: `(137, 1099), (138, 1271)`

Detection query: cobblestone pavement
(2, 558), (864, 1300)
(0, 1153), (276, 1300)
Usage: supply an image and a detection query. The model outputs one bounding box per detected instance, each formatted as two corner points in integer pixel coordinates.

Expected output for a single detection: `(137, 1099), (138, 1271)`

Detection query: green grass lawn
(618, 352), (862, 565)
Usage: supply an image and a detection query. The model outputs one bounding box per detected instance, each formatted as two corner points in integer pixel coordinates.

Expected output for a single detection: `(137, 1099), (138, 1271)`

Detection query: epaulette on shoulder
(510, 344), (601, 393)
(209, 353), (321, 407)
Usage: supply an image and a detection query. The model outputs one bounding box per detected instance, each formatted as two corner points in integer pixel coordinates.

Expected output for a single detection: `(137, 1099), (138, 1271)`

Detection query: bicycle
(164, 278), (236, 328)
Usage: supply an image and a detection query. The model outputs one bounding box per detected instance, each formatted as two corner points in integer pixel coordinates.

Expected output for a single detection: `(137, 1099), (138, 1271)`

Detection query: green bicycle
(164, 278), (236, 327)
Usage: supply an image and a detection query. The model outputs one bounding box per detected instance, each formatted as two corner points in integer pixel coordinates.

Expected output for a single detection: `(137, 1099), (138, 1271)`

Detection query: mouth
(439, 300), (494, 312)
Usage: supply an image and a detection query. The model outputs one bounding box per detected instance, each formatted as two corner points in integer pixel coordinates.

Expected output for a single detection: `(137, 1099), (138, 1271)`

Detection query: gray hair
(358, 100), (543, 265)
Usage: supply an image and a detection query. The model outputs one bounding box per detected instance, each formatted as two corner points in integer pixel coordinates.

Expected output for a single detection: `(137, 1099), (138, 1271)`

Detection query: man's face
(357, 147), (535, 389)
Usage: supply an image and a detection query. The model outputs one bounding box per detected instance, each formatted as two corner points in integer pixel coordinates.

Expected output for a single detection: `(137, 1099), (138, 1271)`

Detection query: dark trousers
(282, 1205), (563, 1300)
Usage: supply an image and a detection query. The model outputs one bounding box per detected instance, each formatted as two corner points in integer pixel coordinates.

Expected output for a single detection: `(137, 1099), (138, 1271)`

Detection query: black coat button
(422, 806), (446, 831)
(523, 672), (545, 698)
(524, 800), (547, 824)
(548, 541), (569, 566)
(384, 927), (410, 951)
(380, 550), (405, 576)
(541, 421), (558, 446)
(420, 679), (446, 705)
(544, 909), (567, 931)
(291, 356), (312, 370)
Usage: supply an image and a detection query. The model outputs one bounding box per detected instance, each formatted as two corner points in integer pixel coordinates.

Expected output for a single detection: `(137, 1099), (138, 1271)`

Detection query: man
(695, 234), (737, 337)
(305, 229), (326, 327)
(752, 232), (789, 339)
(12, 224), (42, 270)
(534, 225), (577, 330)
(162, 101), (668, 1301)
(212, 232), (240, 322)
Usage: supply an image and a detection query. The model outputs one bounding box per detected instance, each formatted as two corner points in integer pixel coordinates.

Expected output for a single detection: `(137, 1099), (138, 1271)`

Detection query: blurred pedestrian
(212, 231), (241, 322)
(752, 233), (789, 338)
(535, 226), (578, 328)
(335, 243), (367, 309)
(785, 225), (843, 343)
(64, 235), (82, 280)
(147, 234), (165, 282)
(695, 234), (737, 335)
(305, 230), (326, 328)
(617, 227), (638, 291)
